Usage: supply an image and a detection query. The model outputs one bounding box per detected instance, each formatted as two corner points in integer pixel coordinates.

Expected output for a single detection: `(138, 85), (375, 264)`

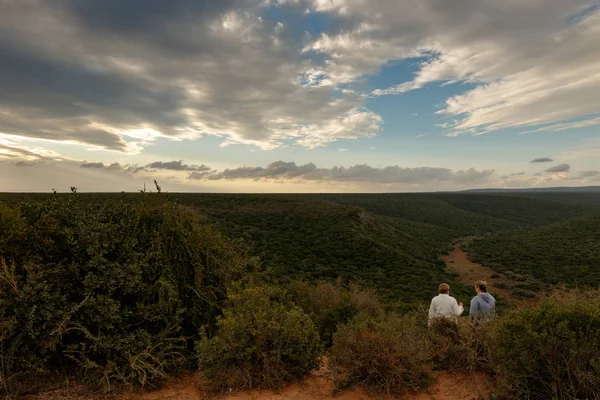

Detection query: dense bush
(490, 290), (600, 399)
(0, 194), (258, 393)
(287, 280), (383, 347)
(427, 318), (492, 373)
(329, 313), (432, 396)
(469, 214), (600, 288)
(196, 284), (322, 392)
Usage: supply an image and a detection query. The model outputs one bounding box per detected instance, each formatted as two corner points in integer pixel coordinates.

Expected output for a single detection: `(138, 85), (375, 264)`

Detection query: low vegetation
(329, 313), (433, 396)
(1, 191), (600, 398)
(490, 290), (600, 399)
(468, 214), (600, 289)
(0, 193), (259, 394)
(287, 280), (384, 347)
(329, 290), (600, 398)
(196, 283), (322, 393)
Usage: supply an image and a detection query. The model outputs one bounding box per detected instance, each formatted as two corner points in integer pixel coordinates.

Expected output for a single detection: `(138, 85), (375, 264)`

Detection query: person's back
(470, 280), (496, 321)
(428, 283), (463, 326)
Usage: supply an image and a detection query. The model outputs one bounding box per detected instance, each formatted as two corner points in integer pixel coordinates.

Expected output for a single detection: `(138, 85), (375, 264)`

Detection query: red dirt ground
(116, 369), (489, 400)
(442, 243), (527, 308)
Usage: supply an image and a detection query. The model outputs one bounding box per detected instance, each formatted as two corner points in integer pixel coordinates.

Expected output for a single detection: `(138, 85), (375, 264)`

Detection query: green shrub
(196, 284), (322, 392)
(428, 318), (493, 373)
(0, 195), (258, 393)
(329, 313), (432, 396)
(509, 288), (537, 299)
(287, 280), (383, 347)
(490, 290), (600, 399)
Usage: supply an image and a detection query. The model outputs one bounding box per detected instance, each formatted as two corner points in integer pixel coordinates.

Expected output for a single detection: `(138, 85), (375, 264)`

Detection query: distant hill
(313, 192), (600, 233)
(460, 185), (600, 193)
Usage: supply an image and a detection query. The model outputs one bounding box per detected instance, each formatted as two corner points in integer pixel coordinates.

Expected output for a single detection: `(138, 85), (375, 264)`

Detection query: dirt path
(31, 362), (490, 400)
(117, 368), (489, 400)
(442, 243), (525, 308)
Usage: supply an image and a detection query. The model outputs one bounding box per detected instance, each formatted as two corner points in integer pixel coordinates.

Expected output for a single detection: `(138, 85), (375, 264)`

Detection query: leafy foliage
(2, 192), (599, 309)
(196, 284), (322, 392)
(427, 318), (492, 373)
(287, 280), (384, 347)
(469, 214), (600, 288)
(1, 191), (600, 397)
(490, 290), (600, 399)
(0, 194), (258, 393)
(329, 313), (433, 396)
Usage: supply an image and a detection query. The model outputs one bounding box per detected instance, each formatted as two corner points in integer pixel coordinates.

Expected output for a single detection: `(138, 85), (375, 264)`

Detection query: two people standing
(428, 280), (495, 326)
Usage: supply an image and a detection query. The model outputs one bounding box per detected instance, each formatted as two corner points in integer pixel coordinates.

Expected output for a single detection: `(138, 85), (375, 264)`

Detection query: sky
(1, 0), (600, 193)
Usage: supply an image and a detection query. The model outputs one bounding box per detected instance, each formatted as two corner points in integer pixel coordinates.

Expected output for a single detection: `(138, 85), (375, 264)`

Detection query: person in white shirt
(428, 283), (464, 327)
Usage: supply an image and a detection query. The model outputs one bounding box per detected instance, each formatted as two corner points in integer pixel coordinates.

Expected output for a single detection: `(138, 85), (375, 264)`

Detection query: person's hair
(438, 283), (450, 294)
(475, 280), (487, 293)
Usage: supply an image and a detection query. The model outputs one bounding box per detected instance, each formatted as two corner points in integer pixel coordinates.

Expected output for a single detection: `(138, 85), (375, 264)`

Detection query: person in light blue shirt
(470, 280), (495, 321)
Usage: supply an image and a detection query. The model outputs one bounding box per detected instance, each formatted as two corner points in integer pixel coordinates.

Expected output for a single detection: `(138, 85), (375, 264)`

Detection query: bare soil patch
(442, 243), (526, 308)
(24, 366), (490, 400)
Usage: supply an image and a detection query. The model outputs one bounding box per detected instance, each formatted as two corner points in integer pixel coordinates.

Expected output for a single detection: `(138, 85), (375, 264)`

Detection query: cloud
(306, 0), (600, 136)
(81, 162), (105, 169)
(2, 0), (598, 153)
(0, 139), (64, 161)
(79, 160), (211, 173)
(510, 172), (525, 176)
(545, 163), (571, 173)
(189, 160), (494, 184)
(146, 160), (210, 172)
(578, 170), (600, 178)
(14, 160), (40, 167)
(530, 157), (554, 163)
(0, 0), (381, 151)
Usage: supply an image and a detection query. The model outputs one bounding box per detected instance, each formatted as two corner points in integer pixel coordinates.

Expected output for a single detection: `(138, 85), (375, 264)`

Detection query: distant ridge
(459, 185), (600, 193)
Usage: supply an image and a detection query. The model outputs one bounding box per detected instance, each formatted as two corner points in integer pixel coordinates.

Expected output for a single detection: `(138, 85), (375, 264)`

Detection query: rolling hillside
(175, 194), (461, 305)
(314, 192), (600, 233)
(468, 214), (600, 289)
(2, 192), (599, 306)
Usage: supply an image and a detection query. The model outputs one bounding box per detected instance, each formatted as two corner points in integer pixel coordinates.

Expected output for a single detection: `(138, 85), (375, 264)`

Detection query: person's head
(439, 283), (450, 294)
(475, 280), (487, 294)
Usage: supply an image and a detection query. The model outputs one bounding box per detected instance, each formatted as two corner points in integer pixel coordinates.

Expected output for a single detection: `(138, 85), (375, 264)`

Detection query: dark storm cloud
(530, 157), (554, 163)
(545, 163), (571, 173)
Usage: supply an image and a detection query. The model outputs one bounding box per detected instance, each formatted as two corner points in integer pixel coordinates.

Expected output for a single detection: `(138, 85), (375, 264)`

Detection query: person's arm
(469, 297), (478, 318)
(428, 299), (436, 326)
(452, 298), (464, 316)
